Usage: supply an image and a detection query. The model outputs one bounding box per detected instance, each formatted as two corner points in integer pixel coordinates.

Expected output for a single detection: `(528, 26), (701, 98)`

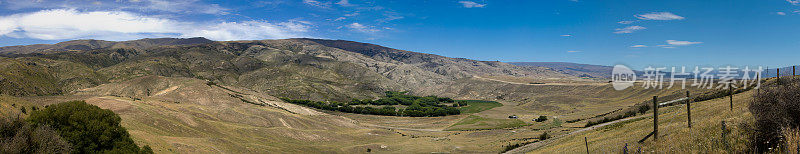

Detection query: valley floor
(2, 75), (736, 153)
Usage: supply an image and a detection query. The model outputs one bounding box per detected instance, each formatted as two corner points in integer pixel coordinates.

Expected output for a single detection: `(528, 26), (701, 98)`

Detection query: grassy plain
(458, 100), (503, 114)
(526, 89), (755, 153)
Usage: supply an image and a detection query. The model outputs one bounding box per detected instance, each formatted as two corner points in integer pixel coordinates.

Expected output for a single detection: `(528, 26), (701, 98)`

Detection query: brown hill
(0, 38), (576, 101)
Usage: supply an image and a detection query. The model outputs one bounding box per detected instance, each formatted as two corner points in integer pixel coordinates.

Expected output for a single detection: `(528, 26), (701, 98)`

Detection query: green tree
(539, 132), (550, 140)
(1, 114), (71, 153)
(27, 101), (152, 154)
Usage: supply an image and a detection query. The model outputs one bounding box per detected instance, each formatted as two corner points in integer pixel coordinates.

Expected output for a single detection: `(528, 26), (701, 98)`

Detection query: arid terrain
(0, 38), (768, 153)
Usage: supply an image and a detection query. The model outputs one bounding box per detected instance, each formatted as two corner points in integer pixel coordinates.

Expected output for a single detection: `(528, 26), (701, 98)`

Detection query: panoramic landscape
(1, 0), (799, 153)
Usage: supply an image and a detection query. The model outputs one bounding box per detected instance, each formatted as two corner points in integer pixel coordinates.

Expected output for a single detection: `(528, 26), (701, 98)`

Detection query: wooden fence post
(623, 143), (628, 154)
(686, 91), (691, 128)
(729, 87), (733, 111)
(653, 96), (658, 141)
(778, 68), (781, 85)
(722, 121), (729, 151)
(585, 137), (589, 154)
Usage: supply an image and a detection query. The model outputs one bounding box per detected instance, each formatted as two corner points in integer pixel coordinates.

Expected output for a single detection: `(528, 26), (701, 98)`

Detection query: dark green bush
(539, 132), (550, 140)
(1, 114), (71, 153)
(27, 101), (152, 154)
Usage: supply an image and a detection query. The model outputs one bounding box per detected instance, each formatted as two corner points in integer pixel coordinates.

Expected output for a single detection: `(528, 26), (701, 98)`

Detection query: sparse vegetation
(585, 85), (750, 128)
(539, 132), (550, 140)
(749, 78), (800, 152)
(445, 115), (529, 131)
(503, 141), (537, 153)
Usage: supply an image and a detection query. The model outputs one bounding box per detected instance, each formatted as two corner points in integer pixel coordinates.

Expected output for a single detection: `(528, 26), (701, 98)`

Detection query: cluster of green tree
(1, 101), (153, 153)
(451, 101), (468, 107)
(347, 91), (455, 106)
(281, 91), (461, 117)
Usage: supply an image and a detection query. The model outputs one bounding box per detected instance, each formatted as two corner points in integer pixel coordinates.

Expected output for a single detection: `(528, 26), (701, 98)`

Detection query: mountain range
(0, 37), (594, 101)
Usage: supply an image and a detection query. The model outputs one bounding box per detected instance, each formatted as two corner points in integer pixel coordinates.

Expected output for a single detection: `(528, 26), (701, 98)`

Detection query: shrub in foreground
(0, 114), (71, 153)
(27, 101), (153, 154)
(749, 78), (800, 152)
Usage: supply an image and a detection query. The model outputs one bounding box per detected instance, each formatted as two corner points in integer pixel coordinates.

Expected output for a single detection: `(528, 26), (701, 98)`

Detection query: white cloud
(278, 20), (312, 32)
(0, 9), (310, 41)
(0, 9), (179, 40)
(4, 0), (229, 15)
(567, 50), (581, 53)
(634, 12), (685, 20)
(346, 23), (378, 33)
(789, 0), (800, 5)
(666, 40), (702, 46)
(630, 45), (647, 48)
(377, 11), (404, 23)
(617, 20), (635, 24)
(336, 0), (353, 6)
(183, 20), (309, 40)
(303, 0), (331, 8)
(560, 34), (572, 37)
(655, 40), (702, 48)
(144, 0), (229, 15)
(614, 26), (646, 34)
(458, 1), (486, 8)
(777, 12), (787, 15)
(344, 12), (359, 17)
(333, 17), (346, 21)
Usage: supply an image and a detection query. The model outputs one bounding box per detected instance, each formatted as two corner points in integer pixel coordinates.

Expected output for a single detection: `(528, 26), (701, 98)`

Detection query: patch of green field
(445, 115), (528, 131)
(457, 100), (503, 114)
(536, 118), (563, 130)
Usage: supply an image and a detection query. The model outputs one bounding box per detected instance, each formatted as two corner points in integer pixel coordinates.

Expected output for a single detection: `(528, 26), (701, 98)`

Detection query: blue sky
(0, 0), (798, 69)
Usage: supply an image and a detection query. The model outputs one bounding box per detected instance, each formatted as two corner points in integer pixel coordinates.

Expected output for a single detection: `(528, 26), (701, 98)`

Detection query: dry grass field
(0, 75), (735, 153)
(0, 76), (561, 153)
(524, 88), (756, 153)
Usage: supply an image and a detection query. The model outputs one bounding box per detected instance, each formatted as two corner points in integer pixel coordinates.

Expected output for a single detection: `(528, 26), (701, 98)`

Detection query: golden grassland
(0, 76), (564, 153)
(440, 77), (715, 125)
(528, 89), (755, 153)
(445, 115), (529, 131)
(1, 75), (731, 153)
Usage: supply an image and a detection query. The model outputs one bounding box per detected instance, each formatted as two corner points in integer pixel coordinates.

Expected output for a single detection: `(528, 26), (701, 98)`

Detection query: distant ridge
(0, 37), (213, 55)
(509, 62), (614, 78)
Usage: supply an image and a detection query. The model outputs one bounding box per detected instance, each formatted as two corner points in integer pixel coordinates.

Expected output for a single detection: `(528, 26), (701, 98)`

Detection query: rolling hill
(0, 37), (662, 153)
(0, 37), (577, 101)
